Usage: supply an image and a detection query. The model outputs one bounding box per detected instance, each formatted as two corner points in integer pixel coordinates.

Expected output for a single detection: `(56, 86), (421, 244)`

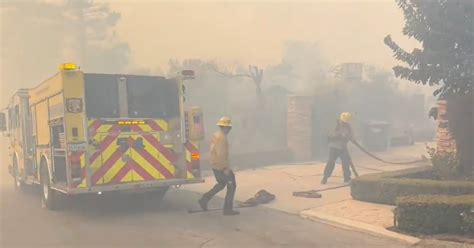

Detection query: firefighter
(321, 112), (354, 184)
(198, 117), (239, 216)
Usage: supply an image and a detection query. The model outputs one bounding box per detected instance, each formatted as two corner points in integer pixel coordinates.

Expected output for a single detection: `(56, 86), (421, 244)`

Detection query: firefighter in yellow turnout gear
(321, 112), (354, 184)
(199, 117), (239, 216)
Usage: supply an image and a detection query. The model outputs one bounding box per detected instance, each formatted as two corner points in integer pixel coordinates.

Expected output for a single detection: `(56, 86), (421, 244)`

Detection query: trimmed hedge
(351, 167), (474, 205)
(396, 195), (474, 235)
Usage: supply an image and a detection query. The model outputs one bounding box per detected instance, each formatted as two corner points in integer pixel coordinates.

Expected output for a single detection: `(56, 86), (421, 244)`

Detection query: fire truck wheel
(40, 164), (60, 210)
(12, 159), (25, 190)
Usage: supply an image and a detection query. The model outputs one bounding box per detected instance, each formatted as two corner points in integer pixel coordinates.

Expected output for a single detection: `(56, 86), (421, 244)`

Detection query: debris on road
(239, 190), (276, 207)
(188, 189), (275, 214)
(293, 190), (322, 199)
(293, 183), (351, 198)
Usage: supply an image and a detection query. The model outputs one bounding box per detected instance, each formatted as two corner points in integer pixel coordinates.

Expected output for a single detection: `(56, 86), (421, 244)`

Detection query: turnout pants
(323, 147), (351, 181)
(202, 169), (236, 211)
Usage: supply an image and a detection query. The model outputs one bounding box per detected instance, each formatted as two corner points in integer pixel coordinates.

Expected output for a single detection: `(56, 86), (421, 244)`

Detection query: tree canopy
(384, 0), (474, 97)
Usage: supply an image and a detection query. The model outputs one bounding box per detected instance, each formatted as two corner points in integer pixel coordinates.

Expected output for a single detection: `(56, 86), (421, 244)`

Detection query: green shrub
(396, 195), (474, 235)
(351, 167), (474, 205)
(461, 209), (474, 235)
(427, 146), (461, 180)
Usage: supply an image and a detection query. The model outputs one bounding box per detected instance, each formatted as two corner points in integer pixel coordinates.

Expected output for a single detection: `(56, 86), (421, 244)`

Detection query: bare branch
(207, 62), (254, 79)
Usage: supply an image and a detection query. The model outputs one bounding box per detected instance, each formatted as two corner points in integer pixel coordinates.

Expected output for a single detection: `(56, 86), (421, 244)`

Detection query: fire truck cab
(0, 64), (205, 210)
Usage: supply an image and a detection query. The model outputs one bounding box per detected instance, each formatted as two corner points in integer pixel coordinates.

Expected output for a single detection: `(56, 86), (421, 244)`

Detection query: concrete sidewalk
(184, 143), (431, 245)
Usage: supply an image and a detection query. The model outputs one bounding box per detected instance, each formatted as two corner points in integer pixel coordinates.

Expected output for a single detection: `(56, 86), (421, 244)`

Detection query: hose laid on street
(350, 140), (428, 165)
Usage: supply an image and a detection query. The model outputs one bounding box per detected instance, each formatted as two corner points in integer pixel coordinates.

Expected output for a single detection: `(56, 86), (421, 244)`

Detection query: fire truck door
(50, 121), (67, 183)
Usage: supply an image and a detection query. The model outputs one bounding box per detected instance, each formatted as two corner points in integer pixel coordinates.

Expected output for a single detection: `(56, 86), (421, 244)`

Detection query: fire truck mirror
(0, 112), (6, 132)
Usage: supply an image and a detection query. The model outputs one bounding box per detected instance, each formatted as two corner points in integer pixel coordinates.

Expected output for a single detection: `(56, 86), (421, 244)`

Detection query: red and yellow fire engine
(0, 63), (205, 210)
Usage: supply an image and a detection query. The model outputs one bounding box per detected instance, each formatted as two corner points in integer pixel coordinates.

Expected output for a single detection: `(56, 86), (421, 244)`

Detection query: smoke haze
(1, 0), (424, 106)
(111, 1), (419, 70)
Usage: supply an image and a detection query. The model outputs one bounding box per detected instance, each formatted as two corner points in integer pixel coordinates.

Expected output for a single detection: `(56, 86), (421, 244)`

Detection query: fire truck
(0, 63), (205, 210)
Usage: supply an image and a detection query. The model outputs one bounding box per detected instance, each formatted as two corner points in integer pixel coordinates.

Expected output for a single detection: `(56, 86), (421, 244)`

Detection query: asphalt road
(0, 167), (411, 248)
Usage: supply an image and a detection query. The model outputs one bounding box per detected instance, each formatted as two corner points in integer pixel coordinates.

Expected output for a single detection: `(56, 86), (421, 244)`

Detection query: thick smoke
(168, 41), (433, 156)
(265, 41), (330, 94)
(166, 42), (330, 153)
(0, 0), (130, 106)
(0, 2), (434, 158)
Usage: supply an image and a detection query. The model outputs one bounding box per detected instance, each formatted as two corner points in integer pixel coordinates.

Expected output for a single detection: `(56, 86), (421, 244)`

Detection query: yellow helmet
(217, 116), (232, 127)
(340, 112), (352, 123)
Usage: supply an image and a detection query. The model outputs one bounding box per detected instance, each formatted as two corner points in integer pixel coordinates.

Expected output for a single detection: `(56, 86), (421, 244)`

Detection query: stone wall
(287, 95), (313, 161)
(436, 100), (457, 153)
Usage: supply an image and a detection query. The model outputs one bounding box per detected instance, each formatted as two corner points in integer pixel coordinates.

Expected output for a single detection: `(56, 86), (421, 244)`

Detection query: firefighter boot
(321, 177), (328, 185)
(198, 197), (208, 211)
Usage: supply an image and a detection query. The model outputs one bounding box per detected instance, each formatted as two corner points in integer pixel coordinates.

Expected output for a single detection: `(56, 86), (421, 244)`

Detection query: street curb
(300, 210), (421, 245)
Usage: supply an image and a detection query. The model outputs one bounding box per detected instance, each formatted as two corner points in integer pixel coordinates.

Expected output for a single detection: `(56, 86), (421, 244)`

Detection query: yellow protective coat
(209, 130), (230, 171)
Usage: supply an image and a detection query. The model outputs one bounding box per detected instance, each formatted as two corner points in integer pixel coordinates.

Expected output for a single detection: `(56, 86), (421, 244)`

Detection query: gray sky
(109, 0), (419, 71)
(1, 0), (426, 106)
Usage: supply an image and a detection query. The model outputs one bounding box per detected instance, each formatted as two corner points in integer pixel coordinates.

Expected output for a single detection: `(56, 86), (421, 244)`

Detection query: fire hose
(294, 140), (429, 198)
(350, 140), (428, 165)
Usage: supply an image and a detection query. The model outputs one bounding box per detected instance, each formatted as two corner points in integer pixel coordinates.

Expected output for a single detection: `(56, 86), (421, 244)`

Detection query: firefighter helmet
(340, 112), (352, 123)
(217, 117), (232, 127)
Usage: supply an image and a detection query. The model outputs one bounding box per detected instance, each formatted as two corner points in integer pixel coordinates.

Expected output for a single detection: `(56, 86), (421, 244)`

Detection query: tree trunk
(446, 94), (474, 178)
(256, 85), (264, 110)
(254, 85), (265, 131)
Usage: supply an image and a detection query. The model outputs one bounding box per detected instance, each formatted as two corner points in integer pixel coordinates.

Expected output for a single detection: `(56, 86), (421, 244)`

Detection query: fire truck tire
(40, 164), (60, 210)
(12, 157), (25, 190)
